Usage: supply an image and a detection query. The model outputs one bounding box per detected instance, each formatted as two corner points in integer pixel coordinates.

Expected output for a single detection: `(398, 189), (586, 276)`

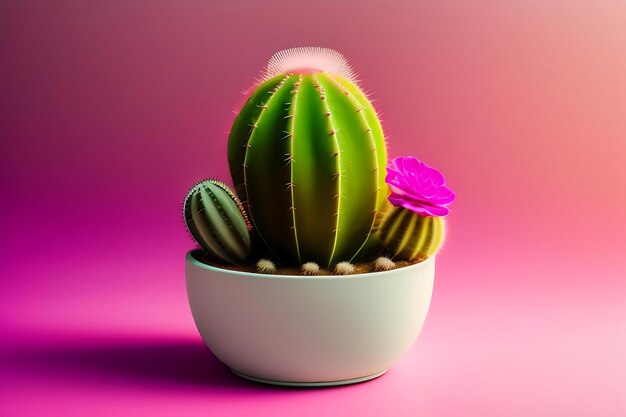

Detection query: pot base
(230, 369), (388, 387)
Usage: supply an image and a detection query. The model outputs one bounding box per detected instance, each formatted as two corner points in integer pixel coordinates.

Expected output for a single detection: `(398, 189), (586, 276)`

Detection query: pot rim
(185, 250), (435, 281)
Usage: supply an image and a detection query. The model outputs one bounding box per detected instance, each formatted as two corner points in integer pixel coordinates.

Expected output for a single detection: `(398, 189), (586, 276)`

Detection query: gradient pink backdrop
(1, 0), (625, 416)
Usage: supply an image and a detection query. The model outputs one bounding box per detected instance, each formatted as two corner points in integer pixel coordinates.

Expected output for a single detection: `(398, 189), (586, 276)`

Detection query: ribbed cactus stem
(287, 75), (303, 262)
(228, 51), (387, 268)
(183, 180), (252, 265)
(320, 74), (383, 262)
(377, 206), (445, 261)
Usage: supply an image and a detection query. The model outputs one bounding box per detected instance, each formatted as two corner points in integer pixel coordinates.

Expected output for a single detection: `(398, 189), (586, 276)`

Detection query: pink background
(1, 0), (625, 416)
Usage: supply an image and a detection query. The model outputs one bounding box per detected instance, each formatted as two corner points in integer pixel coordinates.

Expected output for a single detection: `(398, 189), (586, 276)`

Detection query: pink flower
(386, 156), (455, 216)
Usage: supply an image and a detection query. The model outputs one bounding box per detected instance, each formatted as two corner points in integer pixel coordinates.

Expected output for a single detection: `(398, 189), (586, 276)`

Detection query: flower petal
(385, 156), (455, 217)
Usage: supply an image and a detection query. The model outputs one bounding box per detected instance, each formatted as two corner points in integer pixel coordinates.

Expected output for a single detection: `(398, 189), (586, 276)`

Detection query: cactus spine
(183, 180), (251, 264)
(377, 206), (445, 261)
(228, 48), (387, 268)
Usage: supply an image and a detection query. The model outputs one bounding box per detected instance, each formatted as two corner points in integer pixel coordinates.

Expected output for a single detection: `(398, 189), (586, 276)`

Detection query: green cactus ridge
(377, 206), (445, 261)
(183, 179), (252, 265)
(228, 72), (387, 268)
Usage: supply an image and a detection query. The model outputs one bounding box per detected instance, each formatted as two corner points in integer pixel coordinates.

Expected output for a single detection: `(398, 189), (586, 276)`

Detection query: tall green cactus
(183, 179), (252, 265)
(377, 206), (445, 261)
(227, 48), (387, 268)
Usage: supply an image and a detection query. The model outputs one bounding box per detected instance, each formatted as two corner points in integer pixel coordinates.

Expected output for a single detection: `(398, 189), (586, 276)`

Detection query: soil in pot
(189, 249), (425, 276)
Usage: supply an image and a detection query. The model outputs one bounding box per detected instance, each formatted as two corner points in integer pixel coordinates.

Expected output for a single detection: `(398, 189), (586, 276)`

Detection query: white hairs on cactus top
(261, 47), (358, 84)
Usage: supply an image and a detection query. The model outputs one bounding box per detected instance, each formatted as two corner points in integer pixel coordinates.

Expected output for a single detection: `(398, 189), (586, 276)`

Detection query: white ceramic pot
(185, 250), (435, 387)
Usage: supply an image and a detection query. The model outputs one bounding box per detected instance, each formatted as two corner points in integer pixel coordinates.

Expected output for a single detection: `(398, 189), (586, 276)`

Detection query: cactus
(227, 47), (387, 268)
(377, 206), (445, 261)
(334, 261), (356, 275)
(301, 262), (321, 276)
(374, 257), (396, 271)
(256, 259), (277, 274)
(183, 179), (252, 265)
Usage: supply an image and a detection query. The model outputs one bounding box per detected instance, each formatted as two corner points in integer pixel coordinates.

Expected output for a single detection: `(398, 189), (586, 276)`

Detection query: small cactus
(378, 156), (453, 261)
(374, 256), (396, 271)
(377, 206), (445, 261)
(334, 261), (355, 275)
(301, 262), (320, 276)
(257, 259), (277, 274)
(184, 179), (251, 265)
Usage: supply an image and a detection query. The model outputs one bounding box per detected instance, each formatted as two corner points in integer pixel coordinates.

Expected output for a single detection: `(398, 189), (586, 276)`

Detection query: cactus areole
(227, 47), (387, 268)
